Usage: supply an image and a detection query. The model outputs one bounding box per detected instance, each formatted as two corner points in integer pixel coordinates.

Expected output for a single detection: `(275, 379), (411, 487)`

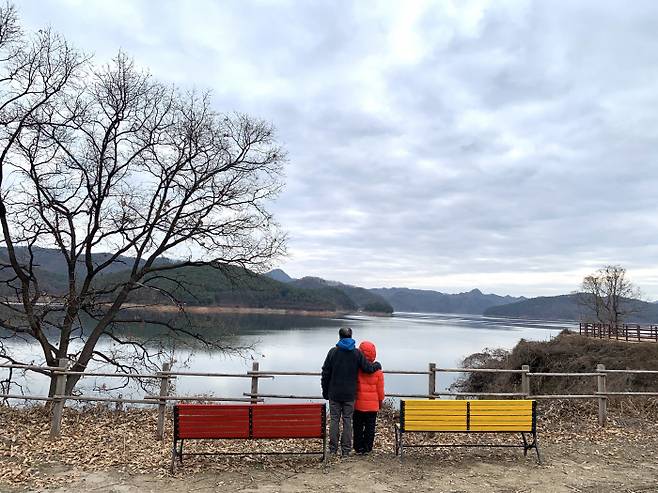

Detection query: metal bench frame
(394, 399), (541, 464)
(171, 403), (327, 472)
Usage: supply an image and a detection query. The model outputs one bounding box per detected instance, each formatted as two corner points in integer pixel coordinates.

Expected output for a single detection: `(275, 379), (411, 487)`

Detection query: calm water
(2, 312), (572, 402)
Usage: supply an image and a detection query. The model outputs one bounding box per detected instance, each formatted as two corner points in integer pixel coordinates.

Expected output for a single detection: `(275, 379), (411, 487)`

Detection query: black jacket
(321, 344), (382, 402)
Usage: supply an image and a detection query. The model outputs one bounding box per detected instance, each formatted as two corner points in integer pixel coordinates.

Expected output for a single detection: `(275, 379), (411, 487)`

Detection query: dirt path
(20, 435), (658, 493)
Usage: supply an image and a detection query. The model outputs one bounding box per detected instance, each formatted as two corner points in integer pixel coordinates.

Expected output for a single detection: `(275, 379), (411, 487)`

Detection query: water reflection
(2, 312), (572, 402)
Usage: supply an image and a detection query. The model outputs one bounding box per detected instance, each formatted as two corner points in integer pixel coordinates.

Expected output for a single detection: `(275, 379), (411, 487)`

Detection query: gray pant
(329, 400), (354, 454)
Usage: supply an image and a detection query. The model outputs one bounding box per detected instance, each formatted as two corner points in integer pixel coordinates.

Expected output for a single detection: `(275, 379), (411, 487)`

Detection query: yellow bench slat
(470, 401), (533, 409)
(404, 401), (467, 408)
(404, 422), (467, 431)
(405, 418), (468, 424)
(469, 424), (532, 433)
(470, 415), (533, 424)
(470, 411), (532, 417)
(404, 410), (466, 418)
(470, 420), (533, 428)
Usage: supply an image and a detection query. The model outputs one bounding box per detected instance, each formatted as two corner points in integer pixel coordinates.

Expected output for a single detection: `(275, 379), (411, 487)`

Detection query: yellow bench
(394, 399), (541, 463)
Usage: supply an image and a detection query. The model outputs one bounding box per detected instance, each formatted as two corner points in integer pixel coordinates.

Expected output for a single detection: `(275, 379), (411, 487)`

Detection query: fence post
(597, 364), (607, 427)
(156, 362), (171, 440)
(49, 358), (68, 438)
(250, 362), (259, 404)
(521, 365), (530, 397)
(428, 362), (436, 399)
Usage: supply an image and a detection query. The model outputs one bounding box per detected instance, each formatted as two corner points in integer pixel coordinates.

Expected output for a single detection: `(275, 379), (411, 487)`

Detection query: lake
(1, 312), (573, 403)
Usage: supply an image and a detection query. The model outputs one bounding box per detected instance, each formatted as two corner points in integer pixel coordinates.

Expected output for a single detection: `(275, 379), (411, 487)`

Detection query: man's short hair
(338, 327), (352, 339)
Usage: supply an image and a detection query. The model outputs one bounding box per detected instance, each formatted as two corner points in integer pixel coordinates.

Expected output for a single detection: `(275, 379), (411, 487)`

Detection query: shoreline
(121, 304), (392, 318)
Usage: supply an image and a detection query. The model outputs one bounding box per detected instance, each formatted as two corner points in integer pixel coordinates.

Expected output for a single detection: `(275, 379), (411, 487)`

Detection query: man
(321, 327), (382, 456)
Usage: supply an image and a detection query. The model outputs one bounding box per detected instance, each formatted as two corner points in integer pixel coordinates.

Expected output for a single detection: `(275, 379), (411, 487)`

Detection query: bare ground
(2, 405), (658, 493)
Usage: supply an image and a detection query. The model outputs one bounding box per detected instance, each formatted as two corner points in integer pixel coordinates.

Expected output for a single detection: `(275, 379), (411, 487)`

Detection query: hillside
(290, 277), (394, 313)
(371, 287), (523, 315)
(101, 266), (361, 312)
(454, 331), (658, 396)
(483, 293), (658, 323)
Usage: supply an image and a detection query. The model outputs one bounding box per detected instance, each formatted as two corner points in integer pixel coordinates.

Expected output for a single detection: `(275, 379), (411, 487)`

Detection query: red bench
(171, 403), (327, 472)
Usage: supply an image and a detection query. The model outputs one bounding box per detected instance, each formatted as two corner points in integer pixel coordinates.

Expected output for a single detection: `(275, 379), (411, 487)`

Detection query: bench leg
(321, 433), (327, 462)
(398, 430), (404, 461)
(521, 432), (529, 456)
(170, 439), (177, 475)
(533, 431), (542, 465)
(394, 426), (399, 456)
(394, 425), (402, 456)
(178, 439), (184, 464)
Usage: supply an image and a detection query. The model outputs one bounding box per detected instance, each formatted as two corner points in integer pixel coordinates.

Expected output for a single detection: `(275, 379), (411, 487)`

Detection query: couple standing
(321, 327), (385, 456)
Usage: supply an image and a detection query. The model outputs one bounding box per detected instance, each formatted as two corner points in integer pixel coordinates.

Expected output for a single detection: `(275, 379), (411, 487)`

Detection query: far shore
(120, 303), (392, 318)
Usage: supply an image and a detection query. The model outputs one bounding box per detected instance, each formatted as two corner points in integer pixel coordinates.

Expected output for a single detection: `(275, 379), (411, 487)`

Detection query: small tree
(577, 265), (641, 326)
(0, 5), (286, 396)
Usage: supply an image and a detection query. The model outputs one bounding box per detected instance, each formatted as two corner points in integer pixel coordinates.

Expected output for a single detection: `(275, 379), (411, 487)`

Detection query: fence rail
(2, 360), (658, 439)
(580, 322), (658, 342)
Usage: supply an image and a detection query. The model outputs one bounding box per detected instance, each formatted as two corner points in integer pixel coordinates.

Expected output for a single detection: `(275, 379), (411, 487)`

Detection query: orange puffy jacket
(355, 341), (385, 412)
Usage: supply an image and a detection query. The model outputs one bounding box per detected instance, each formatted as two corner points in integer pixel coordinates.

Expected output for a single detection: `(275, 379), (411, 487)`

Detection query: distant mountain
(483, 294), (582, 320)
(371, 287), (523, 315)
(483, 293), (658, 323)
(0, 246), (156, 278)
(290, 277), (394, 314)
(265, 269), (294, 283)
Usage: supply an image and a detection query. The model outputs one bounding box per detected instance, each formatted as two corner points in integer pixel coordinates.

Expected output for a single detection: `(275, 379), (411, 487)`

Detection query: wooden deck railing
(2, 360), (658, 439)
(579, 322), (658, 342)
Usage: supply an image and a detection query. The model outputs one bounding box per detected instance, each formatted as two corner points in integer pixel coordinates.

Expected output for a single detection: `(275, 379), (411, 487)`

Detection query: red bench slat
(252, 428), (324, 439)
(179, 430), (250, 439)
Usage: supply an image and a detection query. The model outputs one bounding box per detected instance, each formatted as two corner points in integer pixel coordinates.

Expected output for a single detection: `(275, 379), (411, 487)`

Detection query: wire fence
(3, 359), (658, 440)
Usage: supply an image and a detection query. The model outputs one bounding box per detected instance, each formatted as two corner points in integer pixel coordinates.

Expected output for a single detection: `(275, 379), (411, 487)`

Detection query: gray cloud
(17, 0), (658, 298)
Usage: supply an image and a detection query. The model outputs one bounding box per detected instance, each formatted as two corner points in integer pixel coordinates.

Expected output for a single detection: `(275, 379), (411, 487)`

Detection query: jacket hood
(359, 340), (376, 362)
(336, 338), (356, 351)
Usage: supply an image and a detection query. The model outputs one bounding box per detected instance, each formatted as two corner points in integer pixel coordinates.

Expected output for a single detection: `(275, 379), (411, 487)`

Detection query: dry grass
(453, 331), (658, 397)
(2, 400), (658, 491)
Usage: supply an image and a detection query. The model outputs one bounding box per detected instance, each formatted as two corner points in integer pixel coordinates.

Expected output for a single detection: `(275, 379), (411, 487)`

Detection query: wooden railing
(579, 322), (658, 342)
(2, 360), (658, 438)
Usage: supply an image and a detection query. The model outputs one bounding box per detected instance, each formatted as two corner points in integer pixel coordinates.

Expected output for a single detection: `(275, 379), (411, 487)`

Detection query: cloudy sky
(18, 0), (658, 298)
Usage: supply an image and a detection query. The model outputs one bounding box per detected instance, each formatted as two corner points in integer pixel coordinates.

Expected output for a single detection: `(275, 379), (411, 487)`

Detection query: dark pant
(329, 400), (354, 455)
(353, 410), (378, 453)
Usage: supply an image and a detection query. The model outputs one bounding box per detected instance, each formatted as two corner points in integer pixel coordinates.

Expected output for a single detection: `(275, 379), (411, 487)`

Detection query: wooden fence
(580, 322), (658, 342)
(2, 360), (658, 439)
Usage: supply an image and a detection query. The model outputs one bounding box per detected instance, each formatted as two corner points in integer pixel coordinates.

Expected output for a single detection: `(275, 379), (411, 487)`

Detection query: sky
(17, 0), (658, 299)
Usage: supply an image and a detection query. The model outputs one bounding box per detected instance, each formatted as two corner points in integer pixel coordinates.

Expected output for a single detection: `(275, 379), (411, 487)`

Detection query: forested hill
(114, 268), (393, 313)
(287, 276), (394, 313)
(371, 287), (523, 315)
(117, 265), (372, 312)
(483, 294), (658, 323)
(0, 247), (393, 313)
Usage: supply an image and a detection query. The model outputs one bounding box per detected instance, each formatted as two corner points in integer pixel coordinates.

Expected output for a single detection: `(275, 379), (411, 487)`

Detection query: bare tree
(577, 265), (641, 326)
(0, 5), (286, 396)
